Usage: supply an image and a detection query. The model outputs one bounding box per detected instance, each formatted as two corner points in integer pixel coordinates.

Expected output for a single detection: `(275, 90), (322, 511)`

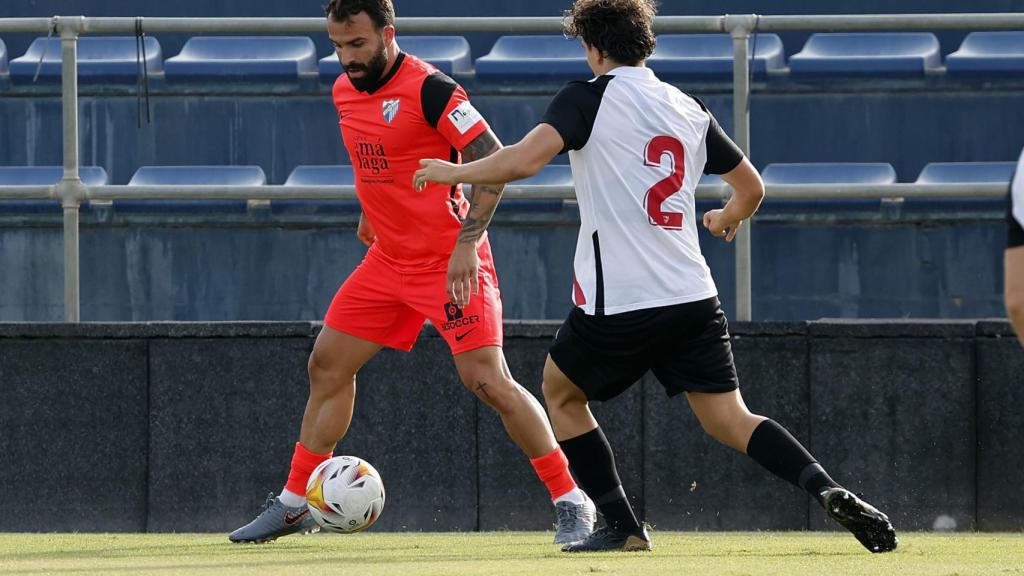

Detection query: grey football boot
(229, 493), (320, 543)
(553, 494), (597, 544)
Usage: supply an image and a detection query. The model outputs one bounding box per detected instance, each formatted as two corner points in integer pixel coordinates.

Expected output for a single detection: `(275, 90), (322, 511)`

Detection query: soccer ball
(305, 455), (385, 533)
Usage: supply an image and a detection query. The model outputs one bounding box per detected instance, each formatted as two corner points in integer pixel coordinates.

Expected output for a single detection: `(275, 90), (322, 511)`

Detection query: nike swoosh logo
(454, 328), (477, 342)
(284, 509), (310, 525)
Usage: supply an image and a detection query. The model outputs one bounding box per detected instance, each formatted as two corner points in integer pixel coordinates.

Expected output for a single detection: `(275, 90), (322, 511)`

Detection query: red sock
(284, 442), (333, 496)
(530, 447), (577, 501)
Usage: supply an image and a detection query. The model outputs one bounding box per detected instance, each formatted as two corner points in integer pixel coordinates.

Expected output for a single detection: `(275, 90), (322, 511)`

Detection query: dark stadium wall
(0, 320), (1020, 533)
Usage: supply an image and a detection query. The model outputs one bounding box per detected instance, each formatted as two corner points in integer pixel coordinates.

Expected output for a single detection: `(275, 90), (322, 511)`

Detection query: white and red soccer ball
(305, 455), (385, 533)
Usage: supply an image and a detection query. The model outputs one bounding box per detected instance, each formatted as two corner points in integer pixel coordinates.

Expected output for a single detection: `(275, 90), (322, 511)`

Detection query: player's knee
(307, 349), (355, 396)
(540, 377), (562, 408)
(698, 414), (756, 451)
(541, 365), (577, 409)
(700, 422), (734, 447)
(461, 371), (518, 414)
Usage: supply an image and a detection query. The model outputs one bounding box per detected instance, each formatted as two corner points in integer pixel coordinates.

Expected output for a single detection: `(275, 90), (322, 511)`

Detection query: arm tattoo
(457, 130), (505, 245)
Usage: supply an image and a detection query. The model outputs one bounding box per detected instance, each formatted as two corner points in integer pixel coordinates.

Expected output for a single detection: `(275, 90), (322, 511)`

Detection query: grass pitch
(0, 532), (1021, 576)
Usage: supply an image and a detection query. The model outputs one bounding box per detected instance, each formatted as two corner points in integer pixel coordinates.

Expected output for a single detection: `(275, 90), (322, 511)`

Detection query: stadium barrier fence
(0, 14), (1020, 321)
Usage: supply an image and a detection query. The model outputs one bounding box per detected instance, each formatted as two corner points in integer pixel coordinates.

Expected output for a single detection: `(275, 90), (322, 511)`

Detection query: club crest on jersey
(382, 99), (400, 123)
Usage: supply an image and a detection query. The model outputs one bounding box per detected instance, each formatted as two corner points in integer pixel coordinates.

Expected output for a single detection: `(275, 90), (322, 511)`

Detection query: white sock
(278, 488), (307, 508)
(554, 487), (587, 506)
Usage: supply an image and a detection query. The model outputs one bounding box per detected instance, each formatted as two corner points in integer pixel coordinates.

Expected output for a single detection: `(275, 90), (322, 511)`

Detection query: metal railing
(0, 14), (1020, 322)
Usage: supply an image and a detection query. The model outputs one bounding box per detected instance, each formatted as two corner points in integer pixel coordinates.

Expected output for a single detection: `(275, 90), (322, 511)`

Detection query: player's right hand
(703, 209), (742, 242)
(357, 212), (375, 247)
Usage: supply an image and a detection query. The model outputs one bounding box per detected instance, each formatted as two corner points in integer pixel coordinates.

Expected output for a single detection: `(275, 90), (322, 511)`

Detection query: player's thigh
(541, 353), (588, 407)
(649, 298), (738, 397)
(547, 307), (651, 403)
(324, 252), (426, 353)
(685, 389), (756, 428)
(309, 325), (385, 379)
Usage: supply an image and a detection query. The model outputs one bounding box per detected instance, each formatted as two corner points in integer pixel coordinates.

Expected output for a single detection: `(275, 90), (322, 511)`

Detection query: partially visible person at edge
(1005, 146), (1024, 342)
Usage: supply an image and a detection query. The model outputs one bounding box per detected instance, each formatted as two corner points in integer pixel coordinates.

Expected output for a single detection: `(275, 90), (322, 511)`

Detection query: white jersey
(541, 66), (744, 315)
(1011, 147), (1024, 249)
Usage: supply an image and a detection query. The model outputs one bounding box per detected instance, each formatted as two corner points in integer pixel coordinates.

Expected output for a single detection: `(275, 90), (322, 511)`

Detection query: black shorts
(549, 296), (738, 402)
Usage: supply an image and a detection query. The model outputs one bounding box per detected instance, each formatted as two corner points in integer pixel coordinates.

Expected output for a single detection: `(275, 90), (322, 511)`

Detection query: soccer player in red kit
(228, 0), (594, 543)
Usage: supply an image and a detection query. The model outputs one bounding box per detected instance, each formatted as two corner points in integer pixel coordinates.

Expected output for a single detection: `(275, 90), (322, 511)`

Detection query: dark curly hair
(562, 0), (658, 66)
(324, 0), (395, 30)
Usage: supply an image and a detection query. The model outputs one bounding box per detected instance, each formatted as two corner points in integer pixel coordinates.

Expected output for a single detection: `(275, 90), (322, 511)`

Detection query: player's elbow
(745, 178), (766, 203)
(733, 175), (765, 208)
(722, 160), (765, 208)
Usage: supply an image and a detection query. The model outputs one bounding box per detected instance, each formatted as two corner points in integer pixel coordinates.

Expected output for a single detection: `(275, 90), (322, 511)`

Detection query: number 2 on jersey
(643, 135), (685, 230)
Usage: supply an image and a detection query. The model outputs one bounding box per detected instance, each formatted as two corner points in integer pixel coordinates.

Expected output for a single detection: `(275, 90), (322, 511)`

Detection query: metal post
(59, 17), (83, 323)
(726, 15), (754, 321)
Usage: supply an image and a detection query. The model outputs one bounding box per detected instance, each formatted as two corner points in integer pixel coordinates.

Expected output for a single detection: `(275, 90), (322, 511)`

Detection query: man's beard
(345, 43), (389, 92)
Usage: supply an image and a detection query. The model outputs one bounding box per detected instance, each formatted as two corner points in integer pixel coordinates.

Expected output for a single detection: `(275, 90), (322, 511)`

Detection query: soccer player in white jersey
(1006, 147), (1024, 342)
(416, 0), (898, 554)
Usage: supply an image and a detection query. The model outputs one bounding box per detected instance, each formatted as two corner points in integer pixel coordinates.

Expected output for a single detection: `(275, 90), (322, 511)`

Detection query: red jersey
(333, 52), (489, 272)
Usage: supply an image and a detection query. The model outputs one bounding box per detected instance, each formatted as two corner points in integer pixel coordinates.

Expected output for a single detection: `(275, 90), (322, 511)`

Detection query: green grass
(0, 532), (1021, 576)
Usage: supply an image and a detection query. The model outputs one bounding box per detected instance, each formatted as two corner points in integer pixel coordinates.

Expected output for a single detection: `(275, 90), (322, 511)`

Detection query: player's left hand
(447, 242), (480, 308)
(414, 159), (458, 191)
(703, 209), (743, 242)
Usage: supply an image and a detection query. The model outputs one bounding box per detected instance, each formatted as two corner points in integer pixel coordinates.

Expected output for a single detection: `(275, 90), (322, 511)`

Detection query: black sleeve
(1010, 176), (1024, 248)
(540, 76), (612, 155)
(420, 72), (459, 129)
(690, 96), (745, 175)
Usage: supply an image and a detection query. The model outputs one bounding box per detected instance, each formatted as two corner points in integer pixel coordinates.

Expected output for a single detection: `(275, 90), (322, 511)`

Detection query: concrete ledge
(809, 319), (977, 338)
(0, 321), (319, 339)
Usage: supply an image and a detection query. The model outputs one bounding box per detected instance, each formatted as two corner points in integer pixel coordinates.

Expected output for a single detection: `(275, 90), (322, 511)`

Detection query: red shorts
(324, 241), (503, 354)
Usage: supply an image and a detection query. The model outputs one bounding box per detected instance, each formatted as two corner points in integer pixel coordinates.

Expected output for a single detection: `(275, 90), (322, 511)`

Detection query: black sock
(745, 419), (841, 506)
(558, 426), (641, 533)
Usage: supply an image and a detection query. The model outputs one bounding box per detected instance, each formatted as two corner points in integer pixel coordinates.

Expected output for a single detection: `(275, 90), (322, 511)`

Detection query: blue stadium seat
(789, 33), (941, 77)
(475, 36), (590, 82)
(762, 163), (897, 185)
(319, 36), (472, 83)
(0, 166), (109, 213)
(915, 162), (1017, 184)
(284, 165), (354, 186)
(649, 34), (785, 80)
(9, 37), (163, 84)
(760, 162), (897, 212)
(517, 164), (572, 186)
(907, 161), (1017, 211)
(946, 32), (1024, 77)
(165, 37), (316, 82)
(115, 166), (265, 213)
(274, 165), (359, 215)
